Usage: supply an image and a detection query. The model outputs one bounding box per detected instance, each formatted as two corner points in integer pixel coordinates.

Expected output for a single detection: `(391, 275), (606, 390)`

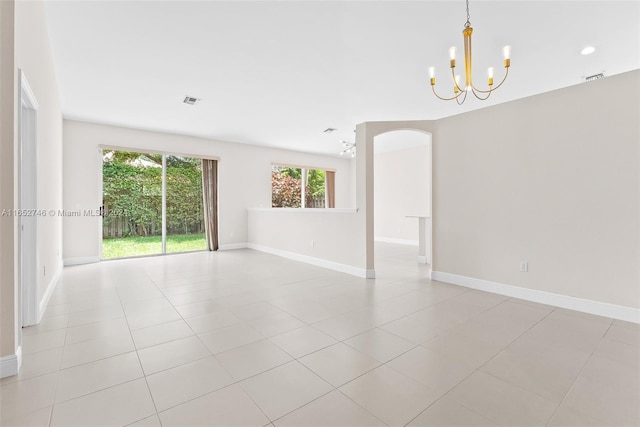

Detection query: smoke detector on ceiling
(183, 96), (201, 105)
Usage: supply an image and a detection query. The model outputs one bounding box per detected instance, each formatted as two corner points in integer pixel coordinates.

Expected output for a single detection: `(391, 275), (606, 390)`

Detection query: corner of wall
(0, 0), (17, 360)
(0, 346), (22, 379)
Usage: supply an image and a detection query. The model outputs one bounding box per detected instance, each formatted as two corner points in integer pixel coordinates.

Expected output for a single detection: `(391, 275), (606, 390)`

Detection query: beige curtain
(202, 159), (219, 251)
(326, 171), (335, 208)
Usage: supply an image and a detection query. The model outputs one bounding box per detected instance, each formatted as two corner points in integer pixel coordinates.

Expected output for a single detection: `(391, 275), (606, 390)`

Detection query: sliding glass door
(102, 150), (207, 259)
(102, 151), (163, 258)
(165, 156), (207, 253)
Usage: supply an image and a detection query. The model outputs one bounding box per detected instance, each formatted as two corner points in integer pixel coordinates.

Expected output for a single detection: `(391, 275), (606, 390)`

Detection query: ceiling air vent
(183, 96), (200, 105)
(584, 73), (605, 82)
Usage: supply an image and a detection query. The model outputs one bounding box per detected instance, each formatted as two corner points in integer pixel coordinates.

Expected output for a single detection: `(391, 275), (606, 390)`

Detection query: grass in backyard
(102, 233), (207, 259)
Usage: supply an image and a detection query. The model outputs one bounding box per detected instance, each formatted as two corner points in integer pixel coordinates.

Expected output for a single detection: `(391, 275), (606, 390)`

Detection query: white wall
(374, 139), (430, 244)
(15, 1), (64, 305)
(349, 156), (357, 208)
(432, 70), (640, 309)
(1, 0), (63, 363)
(62, 120), (352, 262)
(0, 0), (17, 361)
(247, 208), (367, 276)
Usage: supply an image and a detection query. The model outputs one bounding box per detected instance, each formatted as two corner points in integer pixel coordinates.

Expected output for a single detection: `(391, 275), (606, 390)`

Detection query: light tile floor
(1, 243), (638, 426)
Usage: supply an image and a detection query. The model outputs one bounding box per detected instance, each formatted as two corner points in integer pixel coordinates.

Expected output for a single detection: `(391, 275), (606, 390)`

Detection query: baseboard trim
(0, 346), (22, 379)
(374, 237), (419, 247)
(38, 260), (63, 323)
(218, 243), (248, 251)
(247, 243), (374, 279)
(64, 256), (100, 266)
(431, 271), (640, 324)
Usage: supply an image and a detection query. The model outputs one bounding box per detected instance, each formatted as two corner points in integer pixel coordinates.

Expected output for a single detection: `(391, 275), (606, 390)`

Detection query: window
(271, 164), (335, 208)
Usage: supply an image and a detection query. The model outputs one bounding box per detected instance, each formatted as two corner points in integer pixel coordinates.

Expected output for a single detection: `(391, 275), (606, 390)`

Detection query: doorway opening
(101, 150), (213, 259)
(372, 130), (432, 279)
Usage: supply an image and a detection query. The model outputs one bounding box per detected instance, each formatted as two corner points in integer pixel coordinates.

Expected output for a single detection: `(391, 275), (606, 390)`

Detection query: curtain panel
(201, 159), (219, 251)
(326, 170), (336, 208)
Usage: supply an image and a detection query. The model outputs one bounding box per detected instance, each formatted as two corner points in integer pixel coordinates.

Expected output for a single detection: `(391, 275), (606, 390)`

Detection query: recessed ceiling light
(580, 46), (596, 55)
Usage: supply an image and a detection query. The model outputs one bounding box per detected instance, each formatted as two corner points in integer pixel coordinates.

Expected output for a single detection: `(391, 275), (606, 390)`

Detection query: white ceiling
(43, 1), (640, 156)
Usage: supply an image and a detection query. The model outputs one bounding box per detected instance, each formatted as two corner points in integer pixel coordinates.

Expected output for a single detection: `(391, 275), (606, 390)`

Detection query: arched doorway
(353, 120), (435, 279)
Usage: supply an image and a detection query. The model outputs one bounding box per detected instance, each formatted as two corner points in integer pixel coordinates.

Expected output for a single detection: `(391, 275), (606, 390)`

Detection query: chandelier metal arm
(470, 87), (492, 101)
(469, 66), (510, 94)
(451, 67), (465, 94)
(455, 89), (469, 105)
(431, 83), (465, 101)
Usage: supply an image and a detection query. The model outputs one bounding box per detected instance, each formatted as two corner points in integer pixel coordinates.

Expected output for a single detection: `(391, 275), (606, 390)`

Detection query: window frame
(271, 163), (335, 209)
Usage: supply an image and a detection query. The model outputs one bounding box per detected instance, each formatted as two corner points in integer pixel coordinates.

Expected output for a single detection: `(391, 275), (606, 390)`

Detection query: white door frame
(18, 70), (39, 327)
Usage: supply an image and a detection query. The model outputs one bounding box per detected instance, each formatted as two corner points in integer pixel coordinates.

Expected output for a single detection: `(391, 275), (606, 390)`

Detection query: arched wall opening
(354, 120), (435, 278)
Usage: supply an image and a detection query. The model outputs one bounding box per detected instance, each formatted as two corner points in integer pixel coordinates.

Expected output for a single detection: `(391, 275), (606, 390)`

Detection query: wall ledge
(0, 346), (22, 379)
(248, 208), (358, 214)
(431, 271), (640, 324)
(248, 243), (374, 279)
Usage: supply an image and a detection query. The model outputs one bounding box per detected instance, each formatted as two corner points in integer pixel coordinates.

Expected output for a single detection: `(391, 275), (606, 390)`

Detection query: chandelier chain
(465, 0), (471, 28)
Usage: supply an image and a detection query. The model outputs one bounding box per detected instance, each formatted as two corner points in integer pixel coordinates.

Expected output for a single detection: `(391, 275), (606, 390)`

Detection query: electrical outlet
(520, 261), (528, 272)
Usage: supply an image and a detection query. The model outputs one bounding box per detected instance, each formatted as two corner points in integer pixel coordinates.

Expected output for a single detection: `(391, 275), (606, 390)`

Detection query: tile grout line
(133, 271), (290, 422)
(100, 277), (497, 424)
(403, 303), (559, 426)
(140, 268), (224, 425)
(543, 317), (615, 426)
(265, 324), (425, 426)
(115, 276), (163, 425)
(40, 277), (74, 427)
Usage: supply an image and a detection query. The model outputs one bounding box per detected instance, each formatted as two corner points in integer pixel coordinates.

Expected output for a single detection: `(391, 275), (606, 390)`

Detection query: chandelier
(429, 0), (511, 104)
(339, 140), (356, 158)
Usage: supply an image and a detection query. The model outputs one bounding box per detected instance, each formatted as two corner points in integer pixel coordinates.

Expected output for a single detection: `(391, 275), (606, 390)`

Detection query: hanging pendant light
(429, 0), (511, 104)
(339, 140), (356, 158)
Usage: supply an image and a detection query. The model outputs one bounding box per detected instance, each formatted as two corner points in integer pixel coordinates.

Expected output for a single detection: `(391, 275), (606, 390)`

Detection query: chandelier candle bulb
(429, 66), (436, 85)
(488, 67), (494, 85)
(502, 45), (511, 59)
(503, 45), (511, 67)
(449, 46), (457, 68)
